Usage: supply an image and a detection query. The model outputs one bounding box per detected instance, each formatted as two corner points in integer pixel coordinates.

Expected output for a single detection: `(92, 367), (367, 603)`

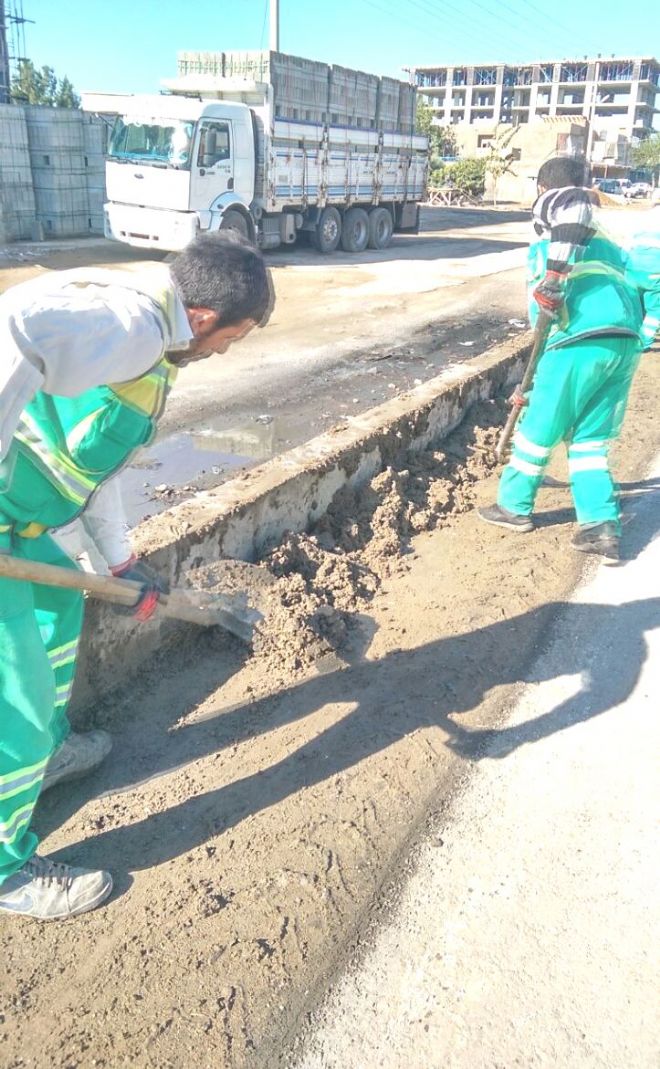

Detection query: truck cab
(103, 96), (256, 251)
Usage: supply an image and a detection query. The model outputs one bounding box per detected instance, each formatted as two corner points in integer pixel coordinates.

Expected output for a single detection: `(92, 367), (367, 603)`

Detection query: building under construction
(415, 56), (660, 147)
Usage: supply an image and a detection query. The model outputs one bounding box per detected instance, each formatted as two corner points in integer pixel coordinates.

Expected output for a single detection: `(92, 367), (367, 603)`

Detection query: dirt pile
(188, 400), (504, 688)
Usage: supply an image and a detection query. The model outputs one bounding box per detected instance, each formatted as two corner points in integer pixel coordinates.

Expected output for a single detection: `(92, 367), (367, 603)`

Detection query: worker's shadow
(49, 578), (660, 882)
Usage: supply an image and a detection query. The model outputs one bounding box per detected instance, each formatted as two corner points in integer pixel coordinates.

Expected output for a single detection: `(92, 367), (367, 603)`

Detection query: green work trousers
(0, 525), (83, 883)
(498, 335), (641, 530)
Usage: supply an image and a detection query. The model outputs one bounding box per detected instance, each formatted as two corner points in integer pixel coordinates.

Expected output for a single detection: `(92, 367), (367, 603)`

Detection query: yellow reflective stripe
(110, 362), (171, 417)
(16, 413), (95, 506)
(0, 801), (34, 844)
(0, 755), (48, 788)
(17, 523), (47, 539)
(568, 456), (609, 473)
(49, 640), (79, 669)
(570, 262), (626, 284)
(513, 431), (551, 460)
(509, 456), (546, 477)
(0, 766), (47, 803)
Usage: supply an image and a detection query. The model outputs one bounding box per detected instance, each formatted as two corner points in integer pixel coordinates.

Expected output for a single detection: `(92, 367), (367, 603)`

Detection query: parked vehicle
(627, 181), (653, 199)
(595, 179), (626, 195)
(82, 51), (428, 254)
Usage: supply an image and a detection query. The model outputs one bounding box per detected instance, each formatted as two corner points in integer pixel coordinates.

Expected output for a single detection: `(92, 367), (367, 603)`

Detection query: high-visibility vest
(527, 230), (644, 351)
(624, 229), (660, 350)
(0, 268), (180, 536)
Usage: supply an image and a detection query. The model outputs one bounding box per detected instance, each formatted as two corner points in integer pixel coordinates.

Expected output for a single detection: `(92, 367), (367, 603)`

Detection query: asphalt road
(1, 207), (532, 521)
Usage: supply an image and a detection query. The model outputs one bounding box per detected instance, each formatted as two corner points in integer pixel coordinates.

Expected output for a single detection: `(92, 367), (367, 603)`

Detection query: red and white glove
(508, 385), (528, 409)
(110, 555), (169, 623)
(532, 270), (566, 318)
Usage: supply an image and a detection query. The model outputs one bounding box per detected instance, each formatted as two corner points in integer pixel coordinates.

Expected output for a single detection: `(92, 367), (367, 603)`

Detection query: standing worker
(0, 232), (273, 920)
(479, 156), (644, 560)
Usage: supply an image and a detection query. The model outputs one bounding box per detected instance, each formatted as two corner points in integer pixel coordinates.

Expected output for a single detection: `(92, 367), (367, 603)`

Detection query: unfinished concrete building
(415, 56), (659, 170)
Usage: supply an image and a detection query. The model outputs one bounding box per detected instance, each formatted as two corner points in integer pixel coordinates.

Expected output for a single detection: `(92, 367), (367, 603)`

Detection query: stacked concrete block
(0, 104), (37, 241)
(377, 77), (402, 133)
(329, 65), (379, 129)
(176, 50), (417, 132)
(83, 114), (107, 234)
(25, 106), (90, 236)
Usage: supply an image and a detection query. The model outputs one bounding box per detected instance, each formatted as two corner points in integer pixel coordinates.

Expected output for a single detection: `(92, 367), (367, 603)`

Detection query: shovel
(0, 553), (261, 643)
(494, 311), (553, 463)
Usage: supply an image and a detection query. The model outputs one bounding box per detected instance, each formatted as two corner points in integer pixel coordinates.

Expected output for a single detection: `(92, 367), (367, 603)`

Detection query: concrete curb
(73, 332), (532, 713)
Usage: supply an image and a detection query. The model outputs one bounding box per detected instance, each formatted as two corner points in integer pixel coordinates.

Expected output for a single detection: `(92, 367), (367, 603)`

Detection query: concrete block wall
(0, 103), (107, 242)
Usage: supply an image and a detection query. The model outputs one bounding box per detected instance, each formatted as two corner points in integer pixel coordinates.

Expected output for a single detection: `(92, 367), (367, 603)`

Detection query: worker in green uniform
(479, 156), (645, 560)
(625, 207), (660, 351)
(0, 232), (273, 920)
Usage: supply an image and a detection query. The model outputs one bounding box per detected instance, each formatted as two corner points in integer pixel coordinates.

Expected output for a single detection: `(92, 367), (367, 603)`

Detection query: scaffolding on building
(0, 0), (32, 105)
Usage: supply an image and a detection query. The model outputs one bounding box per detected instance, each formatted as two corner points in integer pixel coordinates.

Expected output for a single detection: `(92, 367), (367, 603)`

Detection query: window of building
(453, 67), (468, 86)
(599, 61), (634, 82)
(510, 147), (522, 160)
(540, 64), (554, 83)
(474, 67), (496, 85)
(416, 71), (447, 88)
(560, 63), (587, 83)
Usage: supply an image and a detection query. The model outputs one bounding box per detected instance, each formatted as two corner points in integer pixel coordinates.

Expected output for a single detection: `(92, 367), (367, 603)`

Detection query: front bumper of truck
(104, 203), (200, 252)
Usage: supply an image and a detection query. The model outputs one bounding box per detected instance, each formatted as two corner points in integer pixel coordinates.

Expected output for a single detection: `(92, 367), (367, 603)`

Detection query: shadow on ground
(41, 486), (659, 879)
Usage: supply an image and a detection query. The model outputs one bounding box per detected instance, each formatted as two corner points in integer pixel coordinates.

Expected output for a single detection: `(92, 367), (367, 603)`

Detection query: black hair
(170, 230), (274, 327)
(537, 156), (590, 190)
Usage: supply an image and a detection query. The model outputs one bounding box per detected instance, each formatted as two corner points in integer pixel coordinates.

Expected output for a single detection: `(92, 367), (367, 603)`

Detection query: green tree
(415, 98), (435, 139)
(484, 126), (518, 206)
(450, 158), (487, 197)
(55, 76), (81, 109)
(631, 134), (660, 185)
(11, 59), (80, 108)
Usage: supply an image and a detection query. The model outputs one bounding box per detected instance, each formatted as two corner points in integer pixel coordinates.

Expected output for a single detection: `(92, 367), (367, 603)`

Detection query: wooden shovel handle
(0, 552), (251, 635)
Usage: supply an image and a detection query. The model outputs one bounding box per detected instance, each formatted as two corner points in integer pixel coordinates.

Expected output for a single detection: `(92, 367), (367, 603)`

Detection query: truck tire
(340, 207), (369, 253)
(221, 209), (251, 241)
(368, 207), (393, 250)
(313, 207), (342, 253)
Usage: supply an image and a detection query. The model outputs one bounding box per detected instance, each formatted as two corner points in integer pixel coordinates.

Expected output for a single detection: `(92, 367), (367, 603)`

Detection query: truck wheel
(313, 207), (342, 253)
(340, 207), (369, 253)
(221, 210), (250, 241)
(368, 207), (393, 250)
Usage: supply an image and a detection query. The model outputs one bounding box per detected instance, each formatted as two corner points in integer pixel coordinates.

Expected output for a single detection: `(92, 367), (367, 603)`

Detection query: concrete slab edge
(73, 332), (532, 714)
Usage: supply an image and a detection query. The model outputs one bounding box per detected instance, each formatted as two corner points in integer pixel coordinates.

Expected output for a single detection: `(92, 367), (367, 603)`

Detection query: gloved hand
(110, 555), (169, 622)
(532, 270), (565, 318)
(508, 384), (528, 409)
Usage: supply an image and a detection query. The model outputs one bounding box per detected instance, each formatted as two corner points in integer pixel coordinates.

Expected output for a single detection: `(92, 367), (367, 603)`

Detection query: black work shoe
(572, 522), (620, 562)
(478, 504), (535, 532)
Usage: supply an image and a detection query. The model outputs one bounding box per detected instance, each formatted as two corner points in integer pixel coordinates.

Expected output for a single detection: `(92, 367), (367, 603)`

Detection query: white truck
(82, 51), (428, 255)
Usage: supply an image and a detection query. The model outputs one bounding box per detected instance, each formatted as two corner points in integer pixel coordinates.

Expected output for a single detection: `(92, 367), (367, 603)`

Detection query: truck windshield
(108, 117), (194, 169)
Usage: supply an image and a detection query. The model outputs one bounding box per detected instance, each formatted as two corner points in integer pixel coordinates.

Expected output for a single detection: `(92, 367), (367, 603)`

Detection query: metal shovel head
(174, 587), (263, 643)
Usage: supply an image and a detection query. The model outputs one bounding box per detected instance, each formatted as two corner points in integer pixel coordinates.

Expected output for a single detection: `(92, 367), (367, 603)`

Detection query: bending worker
(0, 232), (273, 921)
(479, 156), (645, 561)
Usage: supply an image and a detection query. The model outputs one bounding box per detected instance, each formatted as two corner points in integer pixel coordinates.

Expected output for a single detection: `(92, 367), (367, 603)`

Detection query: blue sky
(21, 0), (660, 94)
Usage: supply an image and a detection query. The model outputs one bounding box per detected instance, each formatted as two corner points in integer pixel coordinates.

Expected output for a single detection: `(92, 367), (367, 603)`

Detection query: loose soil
(3, 348), (659, 1069)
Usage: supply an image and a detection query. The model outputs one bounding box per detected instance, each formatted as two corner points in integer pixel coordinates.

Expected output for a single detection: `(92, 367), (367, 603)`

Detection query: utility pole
(586, 59), (600, 165)
(0, 0), (10, 103)
(270, 0), (279, 52)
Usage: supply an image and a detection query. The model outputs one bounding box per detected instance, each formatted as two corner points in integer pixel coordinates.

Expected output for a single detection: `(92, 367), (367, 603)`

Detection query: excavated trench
(189, 399), (502, 696)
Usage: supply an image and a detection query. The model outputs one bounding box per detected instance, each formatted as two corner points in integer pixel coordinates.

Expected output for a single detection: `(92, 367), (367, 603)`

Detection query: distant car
(596, 179), (624, 195)
(627, 181), (652, 199)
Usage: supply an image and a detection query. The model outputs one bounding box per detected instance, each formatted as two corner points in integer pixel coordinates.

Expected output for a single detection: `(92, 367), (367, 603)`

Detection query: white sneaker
(0, 855), (113, 920)
(41, 730), (112, 793)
